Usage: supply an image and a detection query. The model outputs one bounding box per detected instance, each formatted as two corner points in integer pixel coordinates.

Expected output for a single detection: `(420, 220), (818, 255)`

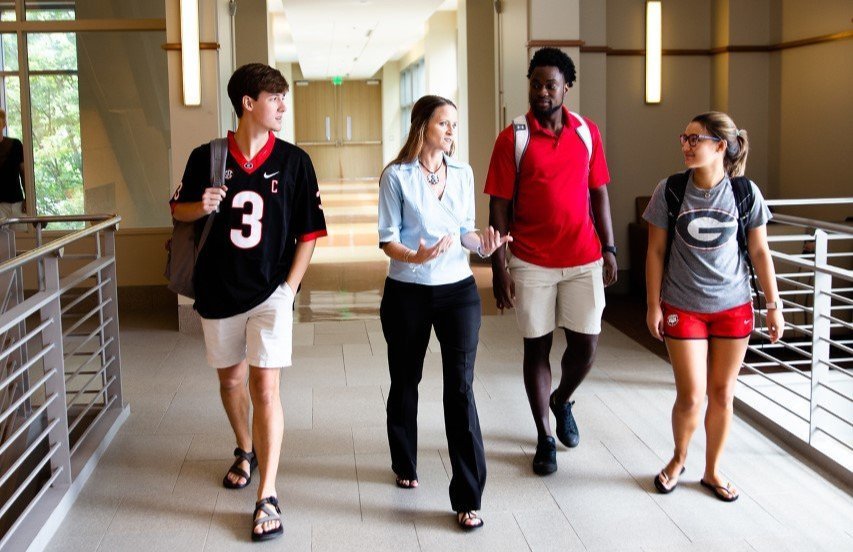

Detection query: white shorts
(200, 283), (295, 368)
(508, 255), (605, 338)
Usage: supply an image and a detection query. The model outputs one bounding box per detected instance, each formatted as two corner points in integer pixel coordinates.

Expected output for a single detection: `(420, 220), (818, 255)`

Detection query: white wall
(424, 11), (458, 102)
(776, 0), (853, 219)
(381, 60), (402, 164)
(276, 62), (296, 143)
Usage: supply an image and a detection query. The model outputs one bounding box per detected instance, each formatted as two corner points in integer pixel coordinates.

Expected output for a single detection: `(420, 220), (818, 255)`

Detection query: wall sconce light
(645, 1), (662, 104)
(180, 0), (201, 106)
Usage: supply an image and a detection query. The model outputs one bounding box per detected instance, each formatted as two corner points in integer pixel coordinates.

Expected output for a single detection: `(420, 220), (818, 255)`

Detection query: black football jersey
(171, 131), (327, 319)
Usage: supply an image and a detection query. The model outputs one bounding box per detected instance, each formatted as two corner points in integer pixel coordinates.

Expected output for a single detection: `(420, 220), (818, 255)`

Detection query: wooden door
(293, 80), (382, 180)
(339, 80), (383, 179)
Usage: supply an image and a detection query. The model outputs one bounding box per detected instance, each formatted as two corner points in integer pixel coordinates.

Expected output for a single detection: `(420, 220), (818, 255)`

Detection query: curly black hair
(526, 47), (576, 86)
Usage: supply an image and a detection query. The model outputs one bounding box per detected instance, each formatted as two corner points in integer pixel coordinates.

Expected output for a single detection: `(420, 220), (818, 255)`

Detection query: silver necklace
(419, 158), (443, 185)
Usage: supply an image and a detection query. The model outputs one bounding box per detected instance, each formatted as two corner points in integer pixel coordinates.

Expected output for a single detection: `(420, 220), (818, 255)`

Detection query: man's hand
(492, 267), (515, 311)
(602, 251), (618, 287)
(201, 185), (228, 214)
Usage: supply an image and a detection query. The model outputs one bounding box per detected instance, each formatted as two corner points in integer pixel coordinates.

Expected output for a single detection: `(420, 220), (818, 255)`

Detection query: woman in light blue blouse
(378, 95), (510, 531)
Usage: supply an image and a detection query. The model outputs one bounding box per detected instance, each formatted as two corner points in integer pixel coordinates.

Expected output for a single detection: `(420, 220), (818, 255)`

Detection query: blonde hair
(691, 111), (749, 177)
(384, 95), (456, 174)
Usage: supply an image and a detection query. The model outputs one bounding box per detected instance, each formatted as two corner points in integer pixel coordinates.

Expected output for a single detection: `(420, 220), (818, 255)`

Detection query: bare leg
(703, 337), (749, 499)
(523, 333), (554, 439)
(249, 366), (284, 535)
(217, 361), (252, 486)
(661, 338), (708, 483)
(552, 329), (598, 403)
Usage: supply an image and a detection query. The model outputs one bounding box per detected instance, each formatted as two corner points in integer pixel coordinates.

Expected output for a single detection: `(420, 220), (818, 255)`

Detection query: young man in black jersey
(171, 63), (326, 541)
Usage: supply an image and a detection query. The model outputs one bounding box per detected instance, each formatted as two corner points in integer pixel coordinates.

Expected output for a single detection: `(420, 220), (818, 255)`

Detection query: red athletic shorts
(661, 302), (754, 340)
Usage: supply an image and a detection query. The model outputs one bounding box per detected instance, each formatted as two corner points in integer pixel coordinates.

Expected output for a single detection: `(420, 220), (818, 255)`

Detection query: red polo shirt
(484, 106), (610, 268)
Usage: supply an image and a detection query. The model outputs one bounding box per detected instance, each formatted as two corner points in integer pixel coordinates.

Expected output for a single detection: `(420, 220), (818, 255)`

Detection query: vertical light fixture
(180, 0), (201, 106)
(645, 1), (662, 104)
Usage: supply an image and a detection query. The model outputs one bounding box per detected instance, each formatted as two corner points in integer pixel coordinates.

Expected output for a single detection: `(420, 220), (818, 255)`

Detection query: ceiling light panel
(280, 0), (445, 79)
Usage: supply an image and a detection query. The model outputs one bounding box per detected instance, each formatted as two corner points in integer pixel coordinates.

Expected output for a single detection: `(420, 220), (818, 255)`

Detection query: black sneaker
(532, 436), (557, 475)
(550, 393), (580, 448)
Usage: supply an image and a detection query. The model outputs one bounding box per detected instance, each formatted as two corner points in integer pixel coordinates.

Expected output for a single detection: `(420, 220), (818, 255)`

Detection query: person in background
(0, 109), (26, 225)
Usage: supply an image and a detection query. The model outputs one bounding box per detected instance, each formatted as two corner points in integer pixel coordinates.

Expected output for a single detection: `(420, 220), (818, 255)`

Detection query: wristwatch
(765, 300), (779, 310)
(602, 245), (617, 255)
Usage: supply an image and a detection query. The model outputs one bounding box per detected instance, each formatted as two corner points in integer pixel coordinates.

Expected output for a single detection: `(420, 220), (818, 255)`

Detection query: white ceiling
(270, 0), (456, 79)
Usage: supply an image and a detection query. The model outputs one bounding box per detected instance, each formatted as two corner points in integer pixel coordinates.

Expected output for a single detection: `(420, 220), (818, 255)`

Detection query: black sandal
(456, 511), (484, 531)
(394, 474), (418, 489)
(252, 496), (283, 542)
(223, 447), (257, 490)
(700, 479), (739, 502)
(654, 466), (685, 494)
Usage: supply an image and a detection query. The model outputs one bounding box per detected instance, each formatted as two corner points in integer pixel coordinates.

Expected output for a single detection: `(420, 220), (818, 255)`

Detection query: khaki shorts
(200, 282), (295, 368)
(508, 255), (605, 338)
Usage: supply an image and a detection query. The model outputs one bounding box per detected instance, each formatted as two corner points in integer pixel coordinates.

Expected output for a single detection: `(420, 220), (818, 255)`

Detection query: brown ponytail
(692, 111), (749, 177)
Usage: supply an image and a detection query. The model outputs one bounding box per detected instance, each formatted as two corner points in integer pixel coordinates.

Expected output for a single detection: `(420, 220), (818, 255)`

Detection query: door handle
(346, 116), (352, 141)
(325, 116), (331, 141)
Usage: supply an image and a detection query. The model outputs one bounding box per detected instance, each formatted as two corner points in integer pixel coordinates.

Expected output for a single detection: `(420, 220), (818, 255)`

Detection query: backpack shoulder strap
(209, 137), (228, 187)
(197, 138), (227, 253)
(730, 176), (760, 307)
(512, 115), (529, 177)
(568, 111), (593, 161)
(663, 170), (690, 267)
(729, 177), (755, 255)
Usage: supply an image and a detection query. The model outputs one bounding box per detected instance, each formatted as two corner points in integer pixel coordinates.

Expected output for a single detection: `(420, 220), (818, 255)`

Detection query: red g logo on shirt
(676, 209), (738, 250)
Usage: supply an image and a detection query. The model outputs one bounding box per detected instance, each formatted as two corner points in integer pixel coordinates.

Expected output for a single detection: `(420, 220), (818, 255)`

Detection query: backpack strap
(512, 115), (529, 180)
(196, 138), (228, 254)
(663, 170), (690, 268)
(210, 137), (228, 187)
(568, 111), (593, 160)
(730, 176), (759, 306)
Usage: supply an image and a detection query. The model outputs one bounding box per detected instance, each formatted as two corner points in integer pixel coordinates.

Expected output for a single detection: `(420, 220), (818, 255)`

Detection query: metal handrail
(737, 205), (853, 474)
(0, 215), (119, 276)
(765, 197), (853, 207)
(770, 213), (853, 236)
(0, 213), (126, 552)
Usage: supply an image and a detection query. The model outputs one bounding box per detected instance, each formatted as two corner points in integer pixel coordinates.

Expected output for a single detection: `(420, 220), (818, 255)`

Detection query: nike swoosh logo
(263, 171), (279, 179)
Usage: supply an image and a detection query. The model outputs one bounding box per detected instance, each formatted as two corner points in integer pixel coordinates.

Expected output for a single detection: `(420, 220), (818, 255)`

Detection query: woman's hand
(478, 226), (512, 257)
(411, 235), (454, 264)
(647, 303), (664, 341)
(766, 308), (785, 343)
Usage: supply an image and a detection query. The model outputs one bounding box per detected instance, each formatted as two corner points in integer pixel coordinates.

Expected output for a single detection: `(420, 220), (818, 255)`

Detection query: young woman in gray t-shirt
(643, 111), (784, 502)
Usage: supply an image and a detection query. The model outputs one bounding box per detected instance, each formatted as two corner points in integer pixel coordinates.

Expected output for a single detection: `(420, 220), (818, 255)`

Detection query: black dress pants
(380, 276), (487, 512)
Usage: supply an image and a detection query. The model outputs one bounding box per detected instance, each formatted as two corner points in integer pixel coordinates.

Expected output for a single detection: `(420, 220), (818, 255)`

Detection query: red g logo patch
(666, 314), (679, 326)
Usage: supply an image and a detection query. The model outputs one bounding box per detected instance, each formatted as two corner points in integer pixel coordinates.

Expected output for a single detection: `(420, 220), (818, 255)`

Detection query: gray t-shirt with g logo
(643, 173), (771, 313)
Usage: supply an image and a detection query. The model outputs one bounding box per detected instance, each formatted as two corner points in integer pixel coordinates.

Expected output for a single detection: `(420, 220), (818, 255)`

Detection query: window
(0, 0), (170, 229)
(400, 58), (424, 138)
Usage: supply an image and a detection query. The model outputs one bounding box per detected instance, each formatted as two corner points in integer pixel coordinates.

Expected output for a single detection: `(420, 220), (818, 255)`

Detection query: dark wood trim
(527, 40), (585, 48)
(771, 29), (853, 51)
(162, 42), (220, 51)
(581, 29), (853, 57)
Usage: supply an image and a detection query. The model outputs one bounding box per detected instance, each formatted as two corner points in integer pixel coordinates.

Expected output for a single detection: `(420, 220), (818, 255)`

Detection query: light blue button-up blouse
(378, 154), (476, 285)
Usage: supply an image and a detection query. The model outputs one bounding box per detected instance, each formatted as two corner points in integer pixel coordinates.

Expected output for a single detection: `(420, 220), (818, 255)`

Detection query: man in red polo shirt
(485, 48), (617, 475)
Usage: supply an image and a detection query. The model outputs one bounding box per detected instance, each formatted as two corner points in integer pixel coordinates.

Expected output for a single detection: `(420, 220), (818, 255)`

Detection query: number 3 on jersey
(230, 191), (264, 249)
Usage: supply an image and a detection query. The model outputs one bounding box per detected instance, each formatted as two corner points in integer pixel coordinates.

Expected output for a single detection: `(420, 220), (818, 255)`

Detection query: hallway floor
(46, 309), (852, 551)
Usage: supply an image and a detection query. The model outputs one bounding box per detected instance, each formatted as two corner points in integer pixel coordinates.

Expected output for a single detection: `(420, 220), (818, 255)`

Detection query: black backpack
(664, 170), (759, 304)
(164, 138), (227, 298)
